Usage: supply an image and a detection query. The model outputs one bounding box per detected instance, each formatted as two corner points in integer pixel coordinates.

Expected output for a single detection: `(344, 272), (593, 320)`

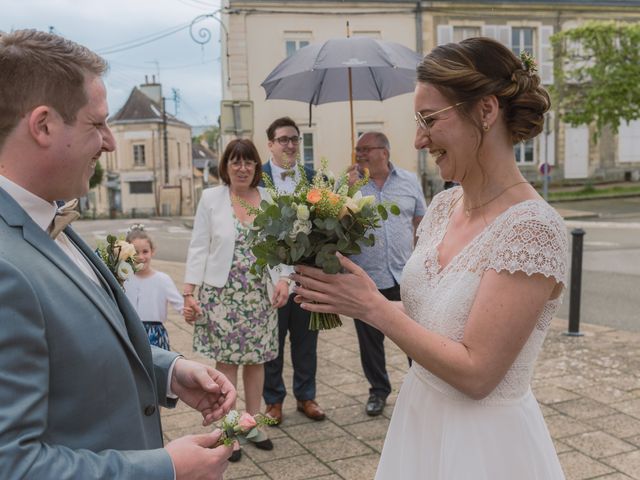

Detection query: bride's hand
(291, 253), (383, 321)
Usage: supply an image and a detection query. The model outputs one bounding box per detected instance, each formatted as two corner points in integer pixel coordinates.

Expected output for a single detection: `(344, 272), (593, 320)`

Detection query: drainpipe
(415, 2), (430, 198)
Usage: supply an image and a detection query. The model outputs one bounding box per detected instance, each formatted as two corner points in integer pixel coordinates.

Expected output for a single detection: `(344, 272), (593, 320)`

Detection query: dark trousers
(354, 283), (401, 399)
(263, 294), (318, 404)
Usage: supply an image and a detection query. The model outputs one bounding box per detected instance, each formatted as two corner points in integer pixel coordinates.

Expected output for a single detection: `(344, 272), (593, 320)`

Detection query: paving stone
(546, 414), (596, 439)
(259, 454), (332, 480)
(574, 385), (638, 405)
(558, 451), (615, 479)
(553, 397), (618, 420)
(563, 431), (636, 458)
(613, 399), (640, 420)
(307, 435), (374, 463)
(327, 453), (380, 480)
(315, 391), (361, 411)
(602, 450), (640, 480)
(326, 403), (376, 426)
(343, 418), (391, 442)
(365, 437), (386, 453)
(534, 385), (581, 404)
(283, 421), (348, 444)
(317, 369), (364, 386)
(553, 439), (574, 454)
(225, 455), (265, 479)
(588, 414), (640, 439)
(589, 474), (635, 480)
(242, 435), (306, 463)
(626, 435), (640, 448)
(336, 381), (372, 398)
(540, 403), (561, 417)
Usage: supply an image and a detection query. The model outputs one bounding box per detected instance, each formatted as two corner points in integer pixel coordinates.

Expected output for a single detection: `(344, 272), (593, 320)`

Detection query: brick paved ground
(156, 259), (640, 480)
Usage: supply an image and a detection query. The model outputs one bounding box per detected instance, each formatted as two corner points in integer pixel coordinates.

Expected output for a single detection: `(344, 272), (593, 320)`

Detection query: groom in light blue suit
(0, 30), (235, 479)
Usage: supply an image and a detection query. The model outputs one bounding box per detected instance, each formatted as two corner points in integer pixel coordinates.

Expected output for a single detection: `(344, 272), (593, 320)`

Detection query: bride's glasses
(414, 102), (465, 131)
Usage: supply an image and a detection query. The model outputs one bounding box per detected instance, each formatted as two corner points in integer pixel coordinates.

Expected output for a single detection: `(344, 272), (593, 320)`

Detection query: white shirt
(0, 175), (99, 284)
(124, 271), (183, 324)
(270, 159), (300, 194)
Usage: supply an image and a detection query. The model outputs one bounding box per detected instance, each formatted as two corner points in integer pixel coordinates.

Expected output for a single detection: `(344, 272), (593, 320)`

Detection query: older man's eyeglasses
(274, 135), (301, 146)
(229, 158), (257, 169)
(355, 146), (385, 154)
(414, 102), (464, 131)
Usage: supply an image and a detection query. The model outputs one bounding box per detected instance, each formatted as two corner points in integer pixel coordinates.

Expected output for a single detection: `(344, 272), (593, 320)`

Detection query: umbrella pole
(348, 66), (355, 164)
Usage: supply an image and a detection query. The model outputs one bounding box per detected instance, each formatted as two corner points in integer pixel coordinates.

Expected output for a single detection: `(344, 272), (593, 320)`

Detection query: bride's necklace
(462, 180), (529, 217)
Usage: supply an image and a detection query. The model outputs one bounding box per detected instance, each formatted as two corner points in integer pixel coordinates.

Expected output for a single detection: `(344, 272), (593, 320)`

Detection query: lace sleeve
(487, 203), (569, 287)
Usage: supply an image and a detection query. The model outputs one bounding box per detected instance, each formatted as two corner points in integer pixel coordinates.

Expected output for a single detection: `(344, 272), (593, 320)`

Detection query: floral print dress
(193, 219), (278, 364)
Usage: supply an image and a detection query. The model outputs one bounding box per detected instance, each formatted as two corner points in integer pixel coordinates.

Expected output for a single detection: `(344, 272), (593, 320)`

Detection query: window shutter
(563, 124), (589, 179)
(482, 25), (511, 48)
(618, 120), (640, 163)
(497, 26), (511, 47)
(539, 26), (554, 85)
(437, 25), (453, 45)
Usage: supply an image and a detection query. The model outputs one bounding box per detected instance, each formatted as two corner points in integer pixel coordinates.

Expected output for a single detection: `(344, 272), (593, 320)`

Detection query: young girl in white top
(124, 224), (182, 351)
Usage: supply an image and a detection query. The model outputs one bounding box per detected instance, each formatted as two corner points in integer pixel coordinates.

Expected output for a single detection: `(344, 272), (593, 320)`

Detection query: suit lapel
(261, 162), (273, 186)
(0, 187), (151, 377)
(65, 228), (154, 374)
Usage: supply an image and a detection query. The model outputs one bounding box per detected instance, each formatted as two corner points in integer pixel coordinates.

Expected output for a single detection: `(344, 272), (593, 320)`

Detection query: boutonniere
(96, 234), (140, 287)
(214, 410), (277, 446)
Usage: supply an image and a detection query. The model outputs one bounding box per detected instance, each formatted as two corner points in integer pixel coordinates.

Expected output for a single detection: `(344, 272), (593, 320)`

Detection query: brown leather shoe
(296, 399), (325, 421)
(264, 403), (283, 425)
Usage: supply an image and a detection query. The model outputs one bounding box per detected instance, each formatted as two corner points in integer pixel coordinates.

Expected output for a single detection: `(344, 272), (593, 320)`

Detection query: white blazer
(184, 184), (287, 288)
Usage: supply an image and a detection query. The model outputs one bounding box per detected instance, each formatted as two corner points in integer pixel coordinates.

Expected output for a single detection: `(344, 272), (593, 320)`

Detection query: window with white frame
(511, 27), (534, 58)
(133, 144), (145, 167)
(514, 139), (535, 164)
(285, 32), (311, 57)
(453, 26), (481, 42)
(301, 132), (314, 169)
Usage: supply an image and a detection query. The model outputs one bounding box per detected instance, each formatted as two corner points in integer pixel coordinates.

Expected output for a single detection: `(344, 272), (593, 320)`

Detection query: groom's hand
(171, 359), (236, 425)
(166, 430), (232, 480)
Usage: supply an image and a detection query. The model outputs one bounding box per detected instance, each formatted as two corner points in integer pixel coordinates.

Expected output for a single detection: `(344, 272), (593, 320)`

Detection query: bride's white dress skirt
(375, 368), (565, 480)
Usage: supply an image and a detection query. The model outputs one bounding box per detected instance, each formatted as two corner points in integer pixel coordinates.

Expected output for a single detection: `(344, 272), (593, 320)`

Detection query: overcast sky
(2, 0), (223, 127)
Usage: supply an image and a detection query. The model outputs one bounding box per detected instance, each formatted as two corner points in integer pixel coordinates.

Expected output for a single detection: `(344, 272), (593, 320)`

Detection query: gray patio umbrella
(261, 36), (422, 161)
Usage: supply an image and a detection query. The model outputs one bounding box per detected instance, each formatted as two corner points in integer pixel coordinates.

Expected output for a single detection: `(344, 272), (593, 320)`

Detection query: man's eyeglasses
(355, 146), (386, 154)
(273, 135), (301, 146)
(228, 158), (257, 169)
(414, 102), (464, 131)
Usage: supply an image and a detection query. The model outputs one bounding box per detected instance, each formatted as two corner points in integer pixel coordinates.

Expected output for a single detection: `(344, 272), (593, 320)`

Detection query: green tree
(551, 21), (640, 136)
(89, 160), (104, 189)
(193, 126), (220, 152)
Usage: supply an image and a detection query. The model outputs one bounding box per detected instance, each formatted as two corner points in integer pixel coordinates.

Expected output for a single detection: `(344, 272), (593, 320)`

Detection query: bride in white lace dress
(293, 37), (568, 479)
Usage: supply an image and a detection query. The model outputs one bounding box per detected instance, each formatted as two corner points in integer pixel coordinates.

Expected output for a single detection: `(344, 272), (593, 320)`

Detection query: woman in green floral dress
(182, 139), (290, 461)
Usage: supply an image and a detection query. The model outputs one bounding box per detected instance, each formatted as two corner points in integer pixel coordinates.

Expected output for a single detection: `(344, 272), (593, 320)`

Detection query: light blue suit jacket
(0, 186), (178, 479)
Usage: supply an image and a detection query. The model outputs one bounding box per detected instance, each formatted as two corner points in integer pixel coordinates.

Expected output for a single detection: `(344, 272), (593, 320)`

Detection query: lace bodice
(401, 187), (569, 404)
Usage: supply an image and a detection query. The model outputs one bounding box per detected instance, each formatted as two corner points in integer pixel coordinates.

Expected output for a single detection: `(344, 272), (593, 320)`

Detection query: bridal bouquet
(95, 234), (139, 287)
(214, 410), (277, 447)
(247, 159), (399, 330)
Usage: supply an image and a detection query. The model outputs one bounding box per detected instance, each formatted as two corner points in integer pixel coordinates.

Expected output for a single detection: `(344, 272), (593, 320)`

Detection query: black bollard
(565, 228), (585, 336)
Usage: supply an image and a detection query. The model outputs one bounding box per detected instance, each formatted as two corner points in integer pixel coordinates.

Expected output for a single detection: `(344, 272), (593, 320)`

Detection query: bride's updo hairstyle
(417, 37), (550, 144)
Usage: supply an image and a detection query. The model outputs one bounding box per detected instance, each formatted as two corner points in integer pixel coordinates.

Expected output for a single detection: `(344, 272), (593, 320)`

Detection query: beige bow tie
(48, 199), (80, 239)
(280, 169), (296, 180)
